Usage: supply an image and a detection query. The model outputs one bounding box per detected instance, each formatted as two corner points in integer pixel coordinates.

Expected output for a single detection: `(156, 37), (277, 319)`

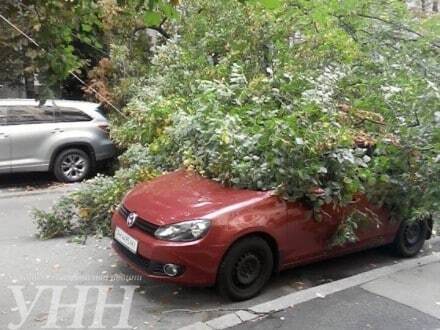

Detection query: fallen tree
(34, 0), (439, 242)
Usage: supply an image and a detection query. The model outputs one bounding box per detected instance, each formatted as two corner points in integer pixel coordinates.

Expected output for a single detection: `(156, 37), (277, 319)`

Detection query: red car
(111, 170), (433, 301)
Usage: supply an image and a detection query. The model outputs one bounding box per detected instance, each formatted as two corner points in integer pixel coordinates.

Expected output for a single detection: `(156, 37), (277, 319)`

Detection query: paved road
(233, 261), (440, 330)
(0, 179), (439, 329)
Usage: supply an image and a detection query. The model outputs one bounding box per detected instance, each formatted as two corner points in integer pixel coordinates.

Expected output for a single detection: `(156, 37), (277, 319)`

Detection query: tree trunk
(24, 72), (36, 99)
(22, 50), (36, 99)
(421, 0), (427, 11)
(433, 0), (439, 12)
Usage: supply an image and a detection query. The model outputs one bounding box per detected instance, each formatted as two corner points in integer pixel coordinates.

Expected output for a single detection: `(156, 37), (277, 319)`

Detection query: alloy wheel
(60, 153), (87, 181)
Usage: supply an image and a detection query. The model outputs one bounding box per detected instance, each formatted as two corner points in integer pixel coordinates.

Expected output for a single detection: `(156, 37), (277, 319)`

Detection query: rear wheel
(217, 236), (273, 301)
(53, 148), (91, 183)
(392, 219), (427, 257)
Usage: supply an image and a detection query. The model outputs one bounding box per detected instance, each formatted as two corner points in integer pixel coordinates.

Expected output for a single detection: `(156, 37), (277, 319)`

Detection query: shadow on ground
(0, 172), (60, 190)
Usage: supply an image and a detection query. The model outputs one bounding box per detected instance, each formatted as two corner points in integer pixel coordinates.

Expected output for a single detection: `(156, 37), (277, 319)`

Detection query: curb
(179, 248), (440, 330)
(0, 184), (79, 199)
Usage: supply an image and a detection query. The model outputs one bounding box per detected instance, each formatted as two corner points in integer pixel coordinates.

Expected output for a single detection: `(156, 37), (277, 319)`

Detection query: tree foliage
(0, 0), (179, 98)
(0, 0), (103, 97)
(35, 0), (439, 241)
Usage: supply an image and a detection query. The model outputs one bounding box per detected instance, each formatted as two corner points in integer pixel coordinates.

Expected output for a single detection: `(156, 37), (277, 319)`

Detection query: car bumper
(111, 212), (227, 286)
(95, 140), (116, 161)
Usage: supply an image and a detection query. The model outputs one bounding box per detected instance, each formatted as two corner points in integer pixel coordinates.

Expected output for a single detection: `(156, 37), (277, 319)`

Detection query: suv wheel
(53, 148), (91, 183)
(217, 236), (273, 301)
(392, 219), (427, 258)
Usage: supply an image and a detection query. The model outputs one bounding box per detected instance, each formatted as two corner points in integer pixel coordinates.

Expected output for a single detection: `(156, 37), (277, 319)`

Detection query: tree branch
(357, 13), (440, 49)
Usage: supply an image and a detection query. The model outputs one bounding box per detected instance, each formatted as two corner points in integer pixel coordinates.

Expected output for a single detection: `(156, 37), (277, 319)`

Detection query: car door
(8, 106), (57, 172)
(0, 107), (11, 173)
(283, 201), (345, 266)
(333, 195), (397, 248)
(283, 195), (397, 267)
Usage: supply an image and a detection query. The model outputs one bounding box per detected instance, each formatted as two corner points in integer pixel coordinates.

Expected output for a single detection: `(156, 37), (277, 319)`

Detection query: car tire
(217, 236), (273, 301)
(392, 219), (428, 258)
(53, 148), (92, 183)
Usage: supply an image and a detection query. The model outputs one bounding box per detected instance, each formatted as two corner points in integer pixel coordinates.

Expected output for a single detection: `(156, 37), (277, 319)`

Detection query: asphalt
(234, 286), (440, 330)
(0, 177), (439, 330)
(232, 262), (440, 330)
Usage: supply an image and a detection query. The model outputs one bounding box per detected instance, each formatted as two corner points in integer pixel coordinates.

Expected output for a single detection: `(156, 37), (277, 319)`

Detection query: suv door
(8, 106), (58, 172)
(0, 107), (11, 173)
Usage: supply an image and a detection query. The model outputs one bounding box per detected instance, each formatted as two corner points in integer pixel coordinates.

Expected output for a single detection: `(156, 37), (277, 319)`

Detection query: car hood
(123, 170), (272, 226)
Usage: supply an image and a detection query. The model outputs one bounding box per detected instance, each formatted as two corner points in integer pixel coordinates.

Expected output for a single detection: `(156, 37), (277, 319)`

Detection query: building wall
(0, 83), (26, 99)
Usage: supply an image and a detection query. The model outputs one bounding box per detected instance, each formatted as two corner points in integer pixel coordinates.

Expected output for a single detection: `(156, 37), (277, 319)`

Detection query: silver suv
(0, 99), (115, 182)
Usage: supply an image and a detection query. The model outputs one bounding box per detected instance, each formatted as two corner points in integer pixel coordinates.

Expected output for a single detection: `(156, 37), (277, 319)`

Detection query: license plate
(115, 227), (138, 254)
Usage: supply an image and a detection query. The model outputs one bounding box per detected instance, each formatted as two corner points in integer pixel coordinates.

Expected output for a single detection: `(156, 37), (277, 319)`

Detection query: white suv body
(0, 99), (115, 182)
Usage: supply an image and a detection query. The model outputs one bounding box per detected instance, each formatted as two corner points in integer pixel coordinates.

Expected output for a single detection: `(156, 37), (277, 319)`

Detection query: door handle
(0, 133), (8, 138)
(51, 128), (64, 134)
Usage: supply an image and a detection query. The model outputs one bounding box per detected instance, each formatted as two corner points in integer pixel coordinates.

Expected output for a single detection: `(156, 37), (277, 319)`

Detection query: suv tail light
(97, 124), (110, 134)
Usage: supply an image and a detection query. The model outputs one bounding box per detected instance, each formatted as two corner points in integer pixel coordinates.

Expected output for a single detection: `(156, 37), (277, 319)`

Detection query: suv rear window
(55, 107), (92, 122)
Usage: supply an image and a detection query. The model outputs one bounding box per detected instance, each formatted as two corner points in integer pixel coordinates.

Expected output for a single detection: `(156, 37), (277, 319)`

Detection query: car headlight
(154, 219), (211, 242)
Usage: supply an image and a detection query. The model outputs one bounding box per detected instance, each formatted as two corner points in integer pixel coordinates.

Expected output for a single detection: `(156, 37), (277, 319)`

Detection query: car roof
(0, 99), (100, 112)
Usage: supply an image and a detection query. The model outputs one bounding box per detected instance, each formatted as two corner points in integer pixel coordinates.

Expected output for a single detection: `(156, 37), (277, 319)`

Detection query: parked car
(111, 170), (433, 301)
(0, 99), (115, 182)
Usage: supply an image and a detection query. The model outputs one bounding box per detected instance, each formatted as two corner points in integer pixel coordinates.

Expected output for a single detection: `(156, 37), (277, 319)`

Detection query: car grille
(113, 241), (165, 275)
(118, 204), (160, 236)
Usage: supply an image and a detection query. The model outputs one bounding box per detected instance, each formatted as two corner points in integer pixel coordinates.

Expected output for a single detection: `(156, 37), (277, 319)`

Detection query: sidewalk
(0, 181), (78, 199)
(234, 260), (440, 330)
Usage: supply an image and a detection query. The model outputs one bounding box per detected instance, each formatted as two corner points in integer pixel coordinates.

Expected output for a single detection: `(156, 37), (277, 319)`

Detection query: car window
(96, 105), (108, 118)
(0, 107), (6, 126)
(7, 106), (56, 125)
(54, 107), (92, 122)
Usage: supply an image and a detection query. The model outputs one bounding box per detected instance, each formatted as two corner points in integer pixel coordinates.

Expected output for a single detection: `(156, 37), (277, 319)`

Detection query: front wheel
(217, 236), (274, 301)
(53, 148), (92, 183)
(392, 219), (428, 258)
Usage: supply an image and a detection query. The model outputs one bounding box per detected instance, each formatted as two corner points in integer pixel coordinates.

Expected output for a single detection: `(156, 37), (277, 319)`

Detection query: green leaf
(259, 0), (282, 9)
(143, 11), (162, 26)
(160, 3), (178, 18)
(81, 24), (92, 32)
